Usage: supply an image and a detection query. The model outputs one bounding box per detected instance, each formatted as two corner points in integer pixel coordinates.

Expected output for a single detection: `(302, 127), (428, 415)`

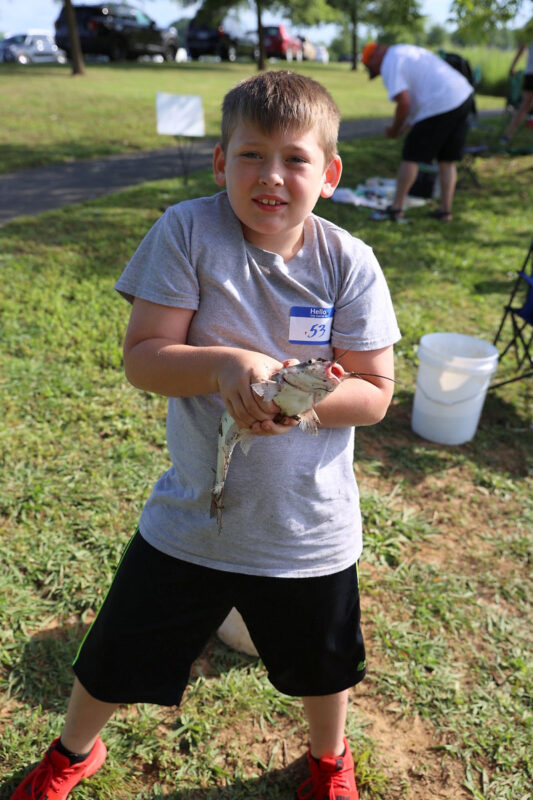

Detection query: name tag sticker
(289, 306), (334, 345)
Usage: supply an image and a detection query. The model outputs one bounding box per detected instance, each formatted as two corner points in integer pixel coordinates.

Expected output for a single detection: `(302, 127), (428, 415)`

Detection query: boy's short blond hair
(221, 71), (340, 164)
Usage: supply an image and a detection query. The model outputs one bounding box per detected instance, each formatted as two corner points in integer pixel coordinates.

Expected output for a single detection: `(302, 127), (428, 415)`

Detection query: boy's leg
(298, 690), (358, 799)
(60, 677), (119, 754)
(302, 690), (348, 758)
(9, 679), (113, 800)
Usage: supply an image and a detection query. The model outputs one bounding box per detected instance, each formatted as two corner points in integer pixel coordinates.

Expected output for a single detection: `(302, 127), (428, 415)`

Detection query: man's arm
(386, 90), (411, 138)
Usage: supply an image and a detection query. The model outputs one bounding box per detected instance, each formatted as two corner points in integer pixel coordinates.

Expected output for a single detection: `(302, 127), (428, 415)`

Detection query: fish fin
(210, 486), (224, 533)
(211, 412), (241, 531)
(251, 380), (279, 402)
(298, 408), (320, 435)
(238, 429), (255, 455)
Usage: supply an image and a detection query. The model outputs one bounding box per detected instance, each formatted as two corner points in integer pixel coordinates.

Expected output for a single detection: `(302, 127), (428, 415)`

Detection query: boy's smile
(213, 121), (342, 262)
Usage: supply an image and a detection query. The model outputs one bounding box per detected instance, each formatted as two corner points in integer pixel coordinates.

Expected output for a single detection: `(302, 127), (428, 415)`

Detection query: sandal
(370, 206), (407, 222)
(428, 209), (452, 222)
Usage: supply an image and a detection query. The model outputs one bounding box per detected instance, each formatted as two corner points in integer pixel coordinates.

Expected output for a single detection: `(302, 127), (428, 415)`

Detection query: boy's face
(213, 120), (342, 261)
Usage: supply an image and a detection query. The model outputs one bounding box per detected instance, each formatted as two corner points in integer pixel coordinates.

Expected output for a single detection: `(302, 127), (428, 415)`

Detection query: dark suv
(185, 13), (258, 62)
(54, 3), (179, 62)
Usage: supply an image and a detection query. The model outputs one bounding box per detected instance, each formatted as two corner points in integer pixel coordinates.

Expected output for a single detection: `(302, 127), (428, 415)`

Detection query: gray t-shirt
(115, 192), (401, 577)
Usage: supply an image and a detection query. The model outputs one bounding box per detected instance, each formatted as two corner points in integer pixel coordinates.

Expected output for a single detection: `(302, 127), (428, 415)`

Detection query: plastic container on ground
(217, 607), (258, 656)
(411, 332), (498, 445)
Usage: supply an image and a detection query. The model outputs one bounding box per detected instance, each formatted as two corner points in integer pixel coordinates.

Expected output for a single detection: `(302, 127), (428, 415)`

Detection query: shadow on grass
(357, 387), (532, 483)
(1, 756), (307, 800)
(11, 626), (256, 714)
(151, 757), (308, 800)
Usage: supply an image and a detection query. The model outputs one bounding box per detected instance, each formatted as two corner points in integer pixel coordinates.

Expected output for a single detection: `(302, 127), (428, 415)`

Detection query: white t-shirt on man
(381, 44), (473, 125)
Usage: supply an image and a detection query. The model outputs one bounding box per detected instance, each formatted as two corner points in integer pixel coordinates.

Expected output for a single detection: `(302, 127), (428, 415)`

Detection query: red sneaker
(10, 736), (107, 799)
(297, 737), (359, 800)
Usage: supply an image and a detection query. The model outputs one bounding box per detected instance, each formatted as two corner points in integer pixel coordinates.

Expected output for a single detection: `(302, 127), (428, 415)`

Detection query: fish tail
(298, 408), (320, 434)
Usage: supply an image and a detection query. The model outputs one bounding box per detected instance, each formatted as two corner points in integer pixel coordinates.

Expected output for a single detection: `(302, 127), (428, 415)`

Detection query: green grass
(457, 45), (528, 96)
(1, 103), (532, 798)
(0, 60), (506, 173)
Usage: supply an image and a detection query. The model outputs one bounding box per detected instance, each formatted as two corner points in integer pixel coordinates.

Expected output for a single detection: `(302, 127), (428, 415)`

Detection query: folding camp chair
(497, 71), (525, 141)
(506, 70), (524, 115)
(492, 235), (533, 388)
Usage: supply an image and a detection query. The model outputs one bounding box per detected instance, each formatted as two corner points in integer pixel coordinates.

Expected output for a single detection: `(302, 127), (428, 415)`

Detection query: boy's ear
(213, 143), (226, 186)
(320, 155), (342, 198)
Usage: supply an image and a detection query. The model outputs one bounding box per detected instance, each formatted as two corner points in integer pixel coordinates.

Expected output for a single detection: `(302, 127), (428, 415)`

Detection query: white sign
(156, 93), (205, 137)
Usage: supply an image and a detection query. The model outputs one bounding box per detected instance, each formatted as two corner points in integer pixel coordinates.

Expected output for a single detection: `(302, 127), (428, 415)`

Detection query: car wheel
(189, 50), (199, 60)
(285, 48), (293, 62)
(109, 39), (127, 61)
(16, 53), (30, 65)
(221, 44), (237, 62)
(295, 48), (303, 62)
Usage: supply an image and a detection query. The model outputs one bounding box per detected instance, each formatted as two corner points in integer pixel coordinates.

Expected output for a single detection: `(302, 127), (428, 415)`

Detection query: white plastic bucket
(411, 332), (498, 445)
(217, 608), (258, 657)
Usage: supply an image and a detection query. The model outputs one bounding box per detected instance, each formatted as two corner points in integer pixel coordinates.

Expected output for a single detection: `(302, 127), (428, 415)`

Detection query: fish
(210, 358), (347, 532)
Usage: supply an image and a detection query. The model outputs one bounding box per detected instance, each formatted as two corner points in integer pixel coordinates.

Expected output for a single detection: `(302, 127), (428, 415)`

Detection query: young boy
(11, 71), (400, 800)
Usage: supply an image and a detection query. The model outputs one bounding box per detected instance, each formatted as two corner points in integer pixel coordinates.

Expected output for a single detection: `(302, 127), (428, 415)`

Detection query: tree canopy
(448, 0), (533, 41)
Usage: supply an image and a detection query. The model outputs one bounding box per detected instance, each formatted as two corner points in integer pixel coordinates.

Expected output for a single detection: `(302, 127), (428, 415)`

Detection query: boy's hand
(216, 351), (298, 434)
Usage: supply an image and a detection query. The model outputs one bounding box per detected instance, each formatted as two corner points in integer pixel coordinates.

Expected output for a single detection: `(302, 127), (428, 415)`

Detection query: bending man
(362, 42), (474, 222)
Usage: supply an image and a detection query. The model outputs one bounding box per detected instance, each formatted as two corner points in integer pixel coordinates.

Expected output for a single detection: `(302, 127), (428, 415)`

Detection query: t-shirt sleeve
(331, 236), (401, 352)
(381, 50), (409, 101)
(114, 205), (200, 309)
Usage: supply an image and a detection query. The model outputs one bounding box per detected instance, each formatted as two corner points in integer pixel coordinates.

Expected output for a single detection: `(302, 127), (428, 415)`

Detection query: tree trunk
(64, 0), (86, 76)
(351, 0), (358, 71)
(255, 0), (265, 71)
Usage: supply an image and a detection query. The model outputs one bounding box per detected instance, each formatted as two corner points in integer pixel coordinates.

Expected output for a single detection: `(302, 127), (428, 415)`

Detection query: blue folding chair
(492, 235), (533, 388)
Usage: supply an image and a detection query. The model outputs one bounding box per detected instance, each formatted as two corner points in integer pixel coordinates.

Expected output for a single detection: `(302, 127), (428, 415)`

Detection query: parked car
(263, 24), (303, 61)
(0, 31), (67, 64)
(54, 4), (179, 62)
(185, 13), (258, 62)
(296, 35), (316, 61)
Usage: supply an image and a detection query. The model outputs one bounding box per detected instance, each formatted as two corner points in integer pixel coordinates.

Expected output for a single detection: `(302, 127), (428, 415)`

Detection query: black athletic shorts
(402, 94), (474, 163)
(73, 530), (366, 706)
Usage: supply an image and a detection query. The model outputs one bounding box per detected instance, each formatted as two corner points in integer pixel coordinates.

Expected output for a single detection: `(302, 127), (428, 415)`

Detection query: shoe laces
(27, 748), (73, 796)
(297, 755), (354, 800)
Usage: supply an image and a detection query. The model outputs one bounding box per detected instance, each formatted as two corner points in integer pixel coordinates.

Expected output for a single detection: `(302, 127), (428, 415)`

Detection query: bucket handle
(416, 382), (490, 407)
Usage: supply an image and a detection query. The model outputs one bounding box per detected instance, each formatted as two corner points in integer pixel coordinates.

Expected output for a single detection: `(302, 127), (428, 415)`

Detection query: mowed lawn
(0, 59), (506, 173)
(0, 60), (532, 800)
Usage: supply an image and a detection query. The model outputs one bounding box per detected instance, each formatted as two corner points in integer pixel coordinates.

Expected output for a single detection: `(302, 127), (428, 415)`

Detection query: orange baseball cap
(361, 41), (378, 66)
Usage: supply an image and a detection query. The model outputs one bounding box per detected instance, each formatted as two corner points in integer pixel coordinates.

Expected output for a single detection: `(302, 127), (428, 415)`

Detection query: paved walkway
(0, 118), (391, 226)
(0, 113), (499, 226)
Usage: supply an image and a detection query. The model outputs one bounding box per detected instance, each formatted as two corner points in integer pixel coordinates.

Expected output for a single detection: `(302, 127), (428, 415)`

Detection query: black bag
(408, 163), (438, 199)
(441, 51), (475, 86)
(440, 51), (477, 115)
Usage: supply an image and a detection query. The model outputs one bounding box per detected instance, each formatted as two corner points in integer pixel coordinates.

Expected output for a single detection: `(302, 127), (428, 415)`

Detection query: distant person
(361, 42), (474, 222)
(9, 71), (400, 800)
(500, 22), (533, 145)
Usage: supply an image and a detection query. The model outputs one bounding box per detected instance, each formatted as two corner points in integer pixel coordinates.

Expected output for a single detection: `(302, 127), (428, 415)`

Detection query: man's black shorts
(73, 530), (366, 706)
(402, 94), (474, 163)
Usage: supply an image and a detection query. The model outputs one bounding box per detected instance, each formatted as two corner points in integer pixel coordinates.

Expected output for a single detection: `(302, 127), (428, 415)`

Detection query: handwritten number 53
(307, 323), (327, 338)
